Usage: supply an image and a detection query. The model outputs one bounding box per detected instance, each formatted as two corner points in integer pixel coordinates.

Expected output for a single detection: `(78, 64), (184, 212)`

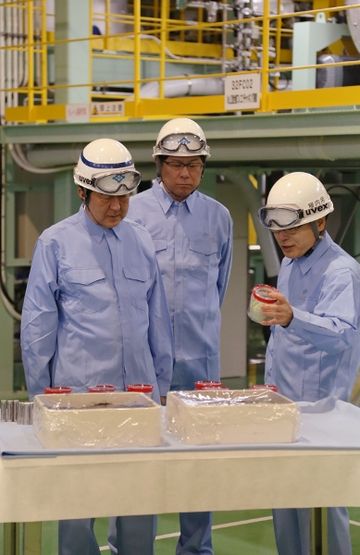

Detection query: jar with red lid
(195, 380), (224, 390)
(251, 384), (278, 393)
(87, 384), (116, 393)
(44, 386), (72, 394)
(248, 284), (278, 324)
(126, 384), (153, 395)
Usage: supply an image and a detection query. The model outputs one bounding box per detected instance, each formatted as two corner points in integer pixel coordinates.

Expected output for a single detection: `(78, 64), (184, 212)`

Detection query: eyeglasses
(91, 170), (141, 194)
(163, 160), (204, 171)
(159, 133), (206, 153)
(258, 206), (304, 229)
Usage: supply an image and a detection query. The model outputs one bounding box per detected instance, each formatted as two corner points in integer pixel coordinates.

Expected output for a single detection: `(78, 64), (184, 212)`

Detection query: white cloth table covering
(1, 448), (360, 523)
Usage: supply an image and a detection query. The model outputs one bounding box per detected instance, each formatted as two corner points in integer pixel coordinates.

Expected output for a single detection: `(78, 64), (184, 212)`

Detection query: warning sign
(91, 101), (125, 117)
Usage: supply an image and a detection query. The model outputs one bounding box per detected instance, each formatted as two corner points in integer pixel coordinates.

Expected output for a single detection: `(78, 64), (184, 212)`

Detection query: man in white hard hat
(258, 171), (360, 555)
(109, 118), (233, 555)
(21, 138), (173, 555)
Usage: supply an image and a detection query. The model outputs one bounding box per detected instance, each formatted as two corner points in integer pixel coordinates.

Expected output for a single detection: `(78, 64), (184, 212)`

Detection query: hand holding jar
(248, 285), (293, 327)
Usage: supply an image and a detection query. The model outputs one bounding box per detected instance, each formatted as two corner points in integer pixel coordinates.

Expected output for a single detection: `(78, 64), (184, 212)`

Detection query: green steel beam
(2, 111), (360, 171)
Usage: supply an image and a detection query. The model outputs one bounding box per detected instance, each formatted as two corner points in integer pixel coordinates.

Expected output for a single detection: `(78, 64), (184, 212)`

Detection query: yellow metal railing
(1, 0), (360, 123)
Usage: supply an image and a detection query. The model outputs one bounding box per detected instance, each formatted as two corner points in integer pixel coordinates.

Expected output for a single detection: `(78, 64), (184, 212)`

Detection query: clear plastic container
(248, 284), (277, 324)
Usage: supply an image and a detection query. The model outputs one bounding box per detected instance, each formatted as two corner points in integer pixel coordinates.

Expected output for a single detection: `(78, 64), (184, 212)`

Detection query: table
(2, 397), (360, 553)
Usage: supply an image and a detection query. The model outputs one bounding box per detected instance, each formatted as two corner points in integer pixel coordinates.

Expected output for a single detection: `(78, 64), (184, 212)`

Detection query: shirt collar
(283, 231), (331, 274)
(79, 205), (121, 242)
(152, 178), (195, 214)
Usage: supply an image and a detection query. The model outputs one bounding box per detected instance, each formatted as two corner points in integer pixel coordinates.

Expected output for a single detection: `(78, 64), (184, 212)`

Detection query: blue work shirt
(127, 179), (233, 389)
(266, 231), (360, 402)
(21, 207), (173, 401)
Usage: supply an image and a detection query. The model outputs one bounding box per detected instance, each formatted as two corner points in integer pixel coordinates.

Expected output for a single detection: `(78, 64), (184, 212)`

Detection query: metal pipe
(140, 77), (224, 98)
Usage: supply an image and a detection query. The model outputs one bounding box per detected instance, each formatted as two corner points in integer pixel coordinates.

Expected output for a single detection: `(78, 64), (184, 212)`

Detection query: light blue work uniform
(111, 179), (232, 555)
(21, 206), (173, 555)
(265, 231), (360, 555)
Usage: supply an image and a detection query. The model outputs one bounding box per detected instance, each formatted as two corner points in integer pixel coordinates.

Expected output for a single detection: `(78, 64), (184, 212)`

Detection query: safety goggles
(258, 206), (304, 229)
(158, 133), (206, 153)
(92, 169), (141, 194)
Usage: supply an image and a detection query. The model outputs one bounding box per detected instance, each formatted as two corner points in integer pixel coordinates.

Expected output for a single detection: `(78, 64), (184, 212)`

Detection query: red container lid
(251, 384), (278, 392)
(252, 284), (277, 304)
(44, 386), (72, 394)
(126, 383), (153, 393)
(87, 384), (116, 393)
(195, 380), (223, 390)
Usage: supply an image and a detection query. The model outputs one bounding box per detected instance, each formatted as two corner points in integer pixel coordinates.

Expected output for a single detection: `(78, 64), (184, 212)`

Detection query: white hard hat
(258, 172), (334, 231)
(153, 117), (210, 158)
(74, 138), (141, 196)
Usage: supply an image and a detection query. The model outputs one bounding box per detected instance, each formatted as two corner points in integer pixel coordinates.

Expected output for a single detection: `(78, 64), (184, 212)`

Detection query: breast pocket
(188, 238), (219, 282)
(62, 268), (114, 314)
(123, 266), (149, 311)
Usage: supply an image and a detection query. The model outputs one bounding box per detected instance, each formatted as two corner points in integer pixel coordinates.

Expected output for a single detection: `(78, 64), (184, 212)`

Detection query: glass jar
(248, 284), (277, 324)
(43, 386), (72, 394)
(126, 384), (153, 395)
(87, 384), (116, 393)
(195, 380), (224, 390)
(251, 384), (278, 393)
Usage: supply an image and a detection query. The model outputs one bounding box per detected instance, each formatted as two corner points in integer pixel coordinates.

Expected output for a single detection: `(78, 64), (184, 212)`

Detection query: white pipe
(9, 144), (74, 174)
(140, 77), (224, 98)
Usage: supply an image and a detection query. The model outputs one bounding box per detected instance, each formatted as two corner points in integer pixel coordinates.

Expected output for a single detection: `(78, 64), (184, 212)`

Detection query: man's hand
(160, 395), (167, 406)
(260, 290), (293, 327)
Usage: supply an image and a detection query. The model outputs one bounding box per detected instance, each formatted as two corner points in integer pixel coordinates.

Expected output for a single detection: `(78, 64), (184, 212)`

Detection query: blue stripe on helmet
(81, 152), (133, 169)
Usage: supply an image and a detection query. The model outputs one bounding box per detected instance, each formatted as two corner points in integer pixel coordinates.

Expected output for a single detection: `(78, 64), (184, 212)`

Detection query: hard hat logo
(304, 202), (332, 216)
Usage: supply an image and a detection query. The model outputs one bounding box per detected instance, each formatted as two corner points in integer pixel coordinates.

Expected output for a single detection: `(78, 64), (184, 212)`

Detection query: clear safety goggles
(258, 206), (304, 229)
(92, 169), (141, 195)
(158, 133), (206, 153)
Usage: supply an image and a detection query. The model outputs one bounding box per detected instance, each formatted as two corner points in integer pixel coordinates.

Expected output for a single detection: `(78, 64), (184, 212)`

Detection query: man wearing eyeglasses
(21, 138), (173, 555)
(258, 172), (360, 555)
(111, 118), (233, 555)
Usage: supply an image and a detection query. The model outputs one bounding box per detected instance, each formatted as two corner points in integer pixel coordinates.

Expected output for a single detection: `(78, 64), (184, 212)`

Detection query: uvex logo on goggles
(78, 175), (95, 186)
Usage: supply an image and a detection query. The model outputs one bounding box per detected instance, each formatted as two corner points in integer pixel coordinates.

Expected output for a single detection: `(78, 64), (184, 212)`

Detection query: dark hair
(79, 186), (91, 206)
